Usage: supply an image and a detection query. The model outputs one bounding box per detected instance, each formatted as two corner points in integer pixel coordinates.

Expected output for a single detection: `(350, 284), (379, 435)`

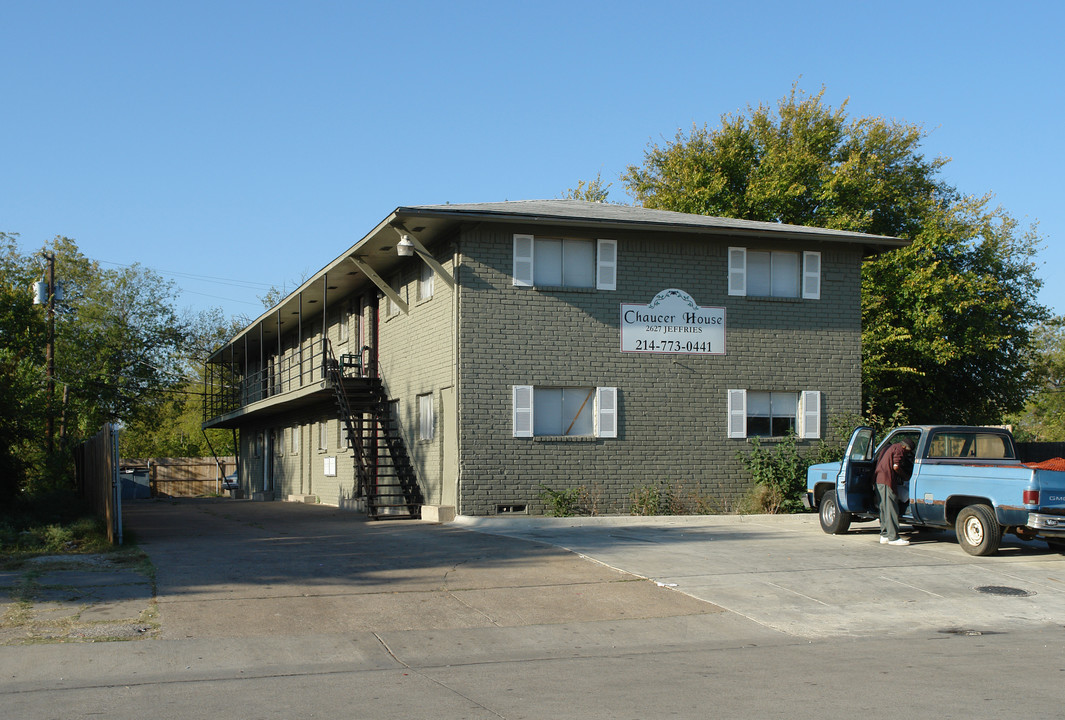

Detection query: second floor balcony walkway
(203, 341), (373, 430)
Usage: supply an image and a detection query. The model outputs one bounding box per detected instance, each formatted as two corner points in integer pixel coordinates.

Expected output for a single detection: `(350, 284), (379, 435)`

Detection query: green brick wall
(376, 246), (458, 507)
(454, 223), (862, 515)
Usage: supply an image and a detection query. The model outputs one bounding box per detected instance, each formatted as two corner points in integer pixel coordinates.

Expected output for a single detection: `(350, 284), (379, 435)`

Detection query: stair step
(327, 358), (423, 519)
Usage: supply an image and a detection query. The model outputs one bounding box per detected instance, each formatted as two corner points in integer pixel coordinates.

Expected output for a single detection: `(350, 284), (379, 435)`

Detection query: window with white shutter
(730, 389), (821, 439)
(513, 386), (618, 438)
(596, 387), (617, 438)
(513, 386), (533, 437)
(596, 239), (617, 291)
(728, 389), (747, 438)
(800, 390), (821, 438)
(728, 248), (746, 296)
(730, 248), (821, 300)
(513, 235), (534, 287)
(513, 234), (617, 290)
(802, 251), (821, 300)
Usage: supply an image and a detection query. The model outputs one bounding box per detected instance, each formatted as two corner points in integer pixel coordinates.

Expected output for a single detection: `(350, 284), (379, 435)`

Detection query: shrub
(629, 484), (661, 516)
(737, 435), (809, 513)
(538, 485), (584, 517)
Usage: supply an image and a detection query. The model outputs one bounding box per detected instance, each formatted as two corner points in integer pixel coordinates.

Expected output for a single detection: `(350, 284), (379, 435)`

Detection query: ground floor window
(728, 389), (820, 439)
(513, 386), (617, 438)
(317, 421), (328, 451)
(418, 393), (434, 441)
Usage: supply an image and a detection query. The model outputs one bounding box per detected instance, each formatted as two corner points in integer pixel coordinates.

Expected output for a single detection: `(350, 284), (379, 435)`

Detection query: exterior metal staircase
(323, 344), (423, 520)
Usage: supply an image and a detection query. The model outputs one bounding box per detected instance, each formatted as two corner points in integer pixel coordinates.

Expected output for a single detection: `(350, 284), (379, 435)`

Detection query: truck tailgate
(1031, 467), (1065, 514)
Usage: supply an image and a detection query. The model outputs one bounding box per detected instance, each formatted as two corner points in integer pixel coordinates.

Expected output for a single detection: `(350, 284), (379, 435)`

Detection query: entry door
(264, 431), (275, 493)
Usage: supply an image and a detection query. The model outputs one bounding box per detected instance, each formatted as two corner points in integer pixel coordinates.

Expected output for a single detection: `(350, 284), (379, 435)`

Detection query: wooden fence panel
(121, 457), (236, 498)
(75, 423), (121, 544)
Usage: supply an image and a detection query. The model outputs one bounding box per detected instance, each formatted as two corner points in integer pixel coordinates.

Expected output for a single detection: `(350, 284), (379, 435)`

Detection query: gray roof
(397, 199), (908, 246)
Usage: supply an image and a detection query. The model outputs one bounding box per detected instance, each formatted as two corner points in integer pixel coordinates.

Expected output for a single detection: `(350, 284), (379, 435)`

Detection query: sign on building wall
(620, 288), (725, 354)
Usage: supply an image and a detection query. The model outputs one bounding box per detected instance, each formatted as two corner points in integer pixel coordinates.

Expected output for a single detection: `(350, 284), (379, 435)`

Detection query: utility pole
(45, 252), (56, 454)
(34, 252), (57, 454)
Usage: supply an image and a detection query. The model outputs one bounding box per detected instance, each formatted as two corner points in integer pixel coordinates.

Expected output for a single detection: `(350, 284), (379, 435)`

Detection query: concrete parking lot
(3, 499), (1065, 719)
(458, 512), (1065, 638)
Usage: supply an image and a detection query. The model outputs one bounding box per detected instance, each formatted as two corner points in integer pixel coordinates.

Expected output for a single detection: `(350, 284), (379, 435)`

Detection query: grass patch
(1, 489), (122, 567)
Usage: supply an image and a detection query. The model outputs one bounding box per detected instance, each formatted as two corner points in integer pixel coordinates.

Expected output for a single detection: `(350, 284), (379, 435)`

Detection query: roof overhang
(208, 200), (908, 363)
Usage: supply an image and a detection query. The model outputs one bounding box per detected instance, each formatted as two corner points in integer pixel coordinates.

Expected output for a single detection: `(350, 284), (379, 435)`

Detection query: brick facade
(454, 223), (862, 515)
(205, 201), (896, 517)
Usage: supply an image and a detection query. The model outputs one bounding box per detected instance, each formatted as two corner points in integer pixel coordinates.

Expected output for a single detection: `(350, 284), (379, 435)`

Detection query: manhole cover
(974, 585), (1034, 597)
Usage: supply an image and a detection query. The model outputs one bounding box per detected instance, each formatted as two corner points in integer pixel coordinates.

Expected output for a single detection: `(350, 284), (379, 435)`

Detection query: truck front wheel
(956, 504), (1002, 556)
(819, 492), (852, 534)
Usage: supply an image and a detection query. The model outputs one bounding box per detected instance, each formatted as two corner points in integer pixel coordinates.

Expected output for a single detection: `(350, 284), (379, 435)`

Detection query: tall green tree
(0, 234), (47, 500)
(622, 85), (1046, 423)
(1008, 318), (1065, 441)
(119, 308), (243, 458)
(563, 171), (614, 203)
(41, 237), (189, 437)
(0, 234), (196, 493)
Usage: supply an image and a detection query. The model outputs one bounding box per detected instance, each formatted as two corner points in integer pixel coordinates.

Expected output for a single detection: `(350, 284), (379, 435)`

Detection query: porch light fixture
(397, 235), (415, 257)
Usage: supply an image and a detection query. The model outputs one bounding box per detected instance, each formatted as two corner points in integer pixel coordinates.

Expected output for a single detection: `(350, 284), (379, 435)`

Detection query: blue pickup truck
(805, 425), (1065, 556)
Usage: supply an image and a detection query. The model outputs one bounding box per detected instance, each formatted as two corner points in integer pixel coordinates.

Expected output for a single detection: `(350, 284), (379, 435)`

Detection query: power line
(94, 259), (278, 291)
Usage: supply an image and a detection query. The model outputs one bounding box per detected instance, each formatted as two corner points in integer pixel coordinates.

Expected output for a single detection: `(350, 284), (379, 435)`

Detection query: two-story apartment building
(202, 200), (906, 518)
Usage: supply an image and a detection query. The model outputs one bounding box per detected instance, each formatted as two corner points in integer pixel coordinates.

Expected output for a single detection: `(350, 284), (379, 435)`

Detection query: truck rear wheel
(819, 491), (852, 534)
(956, 504), (1001, 556)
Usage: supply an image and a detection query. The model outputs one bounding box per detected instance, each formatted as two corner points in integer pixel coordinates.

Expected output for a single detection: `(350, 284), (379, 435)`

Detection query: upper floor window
(418, 262), (434, 301)
(728, 248), (820, 299)
(386, 276), (404, 317)
(338, 307), (350, 343)
(513, 235), (616, 290)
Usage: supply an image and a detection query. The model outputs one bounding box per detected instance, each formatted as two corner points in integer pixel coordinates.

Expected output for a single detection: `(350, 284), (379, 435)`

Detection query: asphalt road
(2, 500), (1064, 719)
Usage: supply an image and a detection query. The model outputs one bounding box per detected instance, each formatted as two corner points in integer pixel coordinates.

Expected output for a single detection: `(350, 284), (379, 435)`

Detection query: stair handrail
(321, 339), (374, 500)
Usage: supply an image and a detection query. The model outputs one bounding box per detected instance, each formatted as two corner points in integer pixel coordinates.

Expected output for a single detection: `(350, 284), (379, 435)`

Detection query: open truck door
(837, 426), (876, 513)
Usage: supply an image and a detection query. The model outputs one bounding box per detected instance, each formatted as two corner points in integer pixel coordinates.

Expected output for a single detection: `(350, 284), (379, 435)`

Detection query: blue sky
(2, 0), (1063, 321)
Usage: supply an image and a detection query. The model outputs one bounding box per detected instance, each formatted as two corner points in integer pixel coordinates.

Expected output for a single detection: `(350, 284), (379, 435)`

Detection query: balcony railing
(204, 341), (372, 422)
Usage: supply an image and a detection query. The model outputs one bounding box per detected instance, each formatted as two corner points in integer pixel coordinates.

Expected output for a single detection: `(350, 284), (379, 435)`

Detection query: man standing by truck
(876, 437), (915, 546)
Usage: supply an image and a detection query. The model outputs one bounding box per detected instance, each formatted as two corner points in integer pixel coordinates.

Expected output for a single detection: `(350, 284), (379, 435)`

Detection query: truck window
(849, 433), (872, 461)
(928, 432), (1014, 459)
(875, 431), (921, 463)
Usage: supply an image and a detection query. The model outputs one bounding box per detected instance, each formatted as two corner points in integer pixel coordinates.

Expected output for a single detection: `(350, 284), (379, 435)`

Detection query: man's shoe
(888, 538), (910, 546)
(880, 536), (889, 544)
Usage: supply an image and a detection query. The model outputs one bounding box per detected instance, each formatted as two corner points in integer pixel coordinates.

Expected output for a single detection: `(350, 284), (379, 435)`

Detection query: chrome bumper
(1027, 513), (1065, 536)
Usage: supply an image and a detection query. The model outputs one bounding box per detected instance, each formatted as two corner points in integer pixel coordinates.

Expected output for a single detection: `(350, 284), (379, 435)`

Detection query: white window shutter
(728, 247), (746, 296)
(802, 251), (821, 300)
(596, 239), (617, 291)
(596, 387), (617, 438)
(728, 389), (747, 438)
(800, 390), (821, 439)
(513, 385), (533, 437)
(513, 235), (534, 287)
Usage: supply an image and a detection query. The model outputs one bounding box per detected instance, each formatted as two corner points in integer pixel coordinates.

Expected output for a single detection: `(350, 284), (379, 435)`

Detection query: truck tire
(819, 491), (852, 534)
(956, 504), (1001, 556)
